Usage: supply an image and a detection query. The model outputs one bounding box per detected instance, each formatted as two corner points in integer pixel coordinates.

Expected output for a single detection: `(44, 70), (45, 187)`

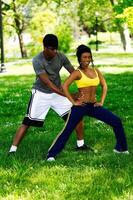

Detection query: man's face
(44, 46), (57, 59)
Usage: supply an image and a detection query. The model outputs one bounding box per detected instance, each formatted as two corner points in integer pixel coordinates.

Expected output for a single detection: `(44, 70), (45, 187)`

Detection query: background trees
(110, 0), (133, 51)
(3, 0), (32, 58)
(2, 0), (133, 58)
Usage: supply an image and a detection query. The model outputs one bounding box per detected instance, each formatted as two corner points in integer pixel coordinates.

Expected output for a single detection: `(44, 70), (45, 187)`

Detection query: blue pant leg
(47, 105), (86, 158)
(87, 106), (128, 151)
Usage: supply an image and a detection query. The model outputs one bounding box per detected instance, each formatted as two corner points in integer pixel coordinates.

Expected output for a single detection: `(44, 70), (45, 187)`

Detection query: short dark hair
(76, 44), (92, 63)
(43, 34), (58, 49)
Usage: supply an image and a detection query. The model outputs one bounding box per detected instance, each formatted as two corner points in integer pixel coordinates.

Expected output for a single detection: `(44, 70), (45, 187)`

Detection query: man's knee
(21, 124), (29, 129)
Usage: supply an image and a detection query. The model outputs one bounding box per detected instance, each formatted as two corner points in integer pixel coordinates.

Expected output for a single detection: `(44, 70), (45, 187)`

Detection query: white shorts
(22, 89), (72, 127)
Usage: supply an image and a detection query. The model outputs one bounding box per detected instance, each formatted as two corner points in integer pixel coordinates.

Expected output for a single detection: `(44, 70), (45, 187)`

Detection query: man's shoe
(113, 149), (129, 154)
(7, 151), (16, 157)
(76, 144), (93, 151)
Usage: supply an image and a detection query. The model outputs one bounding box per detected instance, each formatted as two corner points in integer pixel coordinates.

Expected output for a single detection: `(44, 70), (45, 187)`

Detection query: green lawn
(0, 69), (133, 200)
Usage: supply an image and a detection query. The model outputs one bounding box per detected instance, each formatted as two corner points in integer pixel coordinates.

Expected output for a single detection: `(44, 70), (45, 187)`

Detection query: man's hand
(39, 73), (65, 96)
(73, 99), (85, 106)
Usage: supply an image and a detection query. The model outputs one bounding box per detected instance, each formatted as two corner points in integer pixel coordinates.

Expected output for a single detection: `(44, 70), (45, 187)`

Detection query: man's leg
(9, 89), (50, 153)
(71, 93), (87, 148)
(75, 120), (84, 140)
(75, 120), (88, 149)
(9, 124), (29, 153)
(62, 114), (88, 150)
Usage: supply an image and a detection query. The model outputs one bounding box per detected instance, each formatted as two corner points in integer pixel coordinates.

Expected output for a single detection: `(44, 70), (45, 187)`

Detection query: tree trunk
(117, 22), (132, 52)
(110, 0), (132, 52)
(12, 0), (27, 58)
(123, 23), (132, 52)
(18, 33), (27, 58)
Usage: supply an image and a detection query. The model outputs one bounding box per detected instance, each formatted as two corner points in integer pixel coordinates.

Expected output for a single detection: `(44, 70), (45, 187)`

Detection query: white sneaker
(47, 157), (55, 161)
(113, 149), (129, 154)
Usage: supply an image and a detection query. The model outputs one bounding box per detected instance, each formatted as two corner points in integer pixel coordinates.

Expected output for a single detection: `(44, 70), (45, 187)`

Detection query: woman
(46, 45), (129, 161)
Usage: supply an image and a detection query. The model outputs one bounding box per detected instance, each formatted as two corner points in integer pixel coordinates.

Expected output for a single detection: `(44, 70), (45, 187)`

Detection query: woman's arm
(62, 70), (82, 105)
(95, 68), (108, 106)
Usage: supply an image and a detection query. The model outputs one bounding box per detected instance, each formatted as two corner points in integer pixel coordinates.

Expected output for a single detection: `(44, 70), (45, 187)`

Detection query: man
(9, 34), (88, 155)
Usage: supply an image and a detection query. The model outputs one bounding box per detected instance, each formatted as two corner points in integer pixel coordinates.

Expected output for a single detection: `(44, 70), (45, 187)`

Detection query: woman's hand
(94, 102), (103, 107)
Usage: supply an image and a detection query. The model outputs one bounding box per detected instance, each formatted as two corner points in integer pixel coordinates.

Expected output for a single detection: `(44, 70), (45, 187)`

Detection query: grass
(0, 68), (133, 199)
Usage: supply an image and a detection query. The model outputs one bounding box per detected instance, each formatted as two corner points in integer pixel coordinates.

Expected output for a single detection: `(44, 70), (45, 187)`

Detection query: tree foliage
(55, 23), (73, 53)
(109, 0), (133, 51)
(110, 0), (133, 24)
(116, 6), (133, 33)
(77, 0), (113, 35)
(3, 0), (31, 57)
(29, 7), (57, 39)
(3, 0), (133, 56)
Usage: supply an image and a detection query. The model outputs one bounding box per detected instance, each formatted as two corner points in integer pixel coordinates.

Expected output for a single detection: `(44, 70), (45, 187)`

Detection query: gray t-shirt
(32, 51), (73, 93)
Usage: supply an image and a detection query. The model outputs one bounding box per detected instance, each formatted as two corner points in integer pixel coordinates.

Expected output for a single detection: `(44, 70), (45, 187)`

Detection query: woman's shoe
(113, 149), (129, 154)
(47, 157), (55, 161)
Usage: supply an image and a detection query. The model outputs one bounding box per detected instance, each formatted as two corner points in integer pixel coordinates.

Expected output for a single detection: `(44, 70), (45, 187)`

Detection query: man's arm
(39, 73), (65, 96)
(32, 58), (65, 96)
(61, 53), (75, 74)
(66, 66), (75, 74)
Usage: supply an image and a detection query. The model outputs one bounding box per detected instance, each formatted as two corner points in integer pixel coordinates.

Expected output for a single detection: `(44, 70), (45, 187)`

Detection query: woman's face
(80, 52), (92, 68)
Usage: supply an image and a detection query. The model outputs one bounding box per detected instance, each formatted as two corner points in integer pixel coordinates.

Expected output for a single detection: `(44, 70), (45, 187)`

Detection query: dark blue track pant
(47, 103), (128, 158)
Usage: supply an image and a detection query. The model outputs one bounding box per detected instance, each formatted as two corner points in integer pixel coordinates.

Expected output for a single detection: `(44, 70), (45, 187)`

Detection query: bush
(55, 23), (73, 53)
(26, 42), (42, 57)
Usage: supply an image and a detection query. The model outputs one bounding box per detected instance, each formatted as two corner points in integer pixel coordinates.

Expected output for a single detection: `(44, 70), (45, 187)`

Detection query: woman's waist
(82, 100), (96, 104)
(78, 94), (96, 103)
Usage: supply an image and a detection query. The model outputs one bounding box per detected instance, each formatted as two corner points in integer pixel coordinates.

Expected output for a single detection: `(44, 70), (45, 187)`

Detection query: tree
(76, 0), (133, 51)
(27, 4), (57, 55)
(28, 0), (75, 53)
(77, 0), (112, 36)
(56, 23), (73, 52)
(0, 1), (10, 71)
(117, 6), (133, 34)
(4, 0), (31, 58)
(12, 0), (28, 57)
(109, 0), (132, 51)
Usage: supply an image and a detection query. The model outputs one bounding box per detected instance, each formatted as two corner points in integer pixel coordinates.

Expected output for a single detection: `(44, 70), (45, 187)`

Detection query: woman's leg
(87, 106), (128, 151)
(47, 106), (86, 159)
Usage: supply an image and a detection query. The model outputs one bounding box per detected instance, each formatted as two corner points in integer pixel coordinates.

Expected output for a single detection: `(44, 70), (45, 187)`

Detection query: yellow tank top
(75, 68), (100, 88)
